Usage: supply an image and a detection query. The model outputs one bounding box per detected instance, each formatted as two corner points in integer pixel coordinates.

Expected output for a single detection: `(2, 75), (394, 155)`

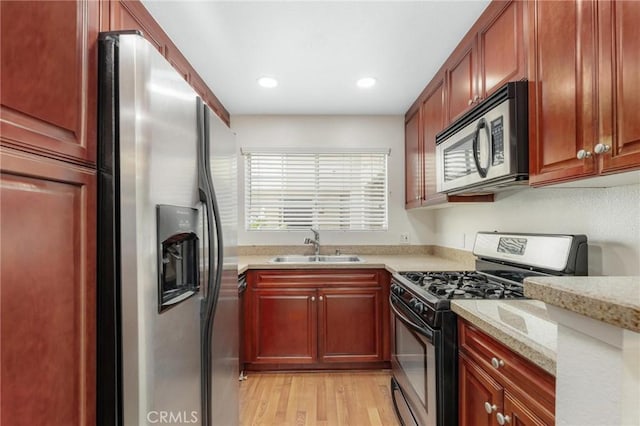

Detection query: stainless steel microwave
(435, 81), (528, 195)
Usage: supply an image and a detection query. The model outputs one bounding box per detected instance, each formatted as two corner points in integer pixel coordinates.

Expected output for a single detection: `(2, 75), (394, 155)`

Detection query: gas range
(390, 232), (588, 327)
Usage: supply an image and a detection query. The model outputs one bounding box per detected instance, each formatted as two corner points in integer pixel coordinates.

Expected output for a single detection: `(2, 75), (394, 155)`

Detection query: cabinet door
(405, 109), (422, 209)
(317, 288), (383, 363)
(422, 76), (447, 206)
(598, 0), (640, 174)
(0, 148), (96, 426)
(459, 354), (503, 426)
(479, 0), (526, 98)
(502, 391), (553, 426)
(250, 289), (317, 364)
(447, 39), (477, 123)
(0, 1), (98, 165)
(528, 0), (598, 185)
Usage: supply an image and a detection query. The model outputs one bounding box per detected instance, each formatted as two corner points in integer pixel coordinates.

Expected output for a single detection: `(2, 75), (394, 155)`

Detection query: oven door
(390, 294), (439, 426)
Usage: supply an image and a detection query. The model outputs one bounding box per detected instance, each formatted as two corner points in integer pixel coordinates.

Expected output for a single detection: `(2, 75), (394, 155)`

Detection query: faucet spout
(304, 228), (321, 256)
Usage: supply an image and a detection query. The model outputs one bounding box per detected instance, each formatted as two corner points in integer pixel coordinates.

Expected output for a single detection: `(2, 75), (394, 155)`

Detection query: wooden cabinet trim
(459, 352), (504, 426)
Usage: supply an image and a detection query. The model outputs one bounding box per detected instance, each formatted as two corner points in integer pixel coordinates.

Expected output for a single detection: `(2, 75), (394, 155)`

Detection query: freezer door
(207, 107), (239, 426)
(116, 34), (202, 425)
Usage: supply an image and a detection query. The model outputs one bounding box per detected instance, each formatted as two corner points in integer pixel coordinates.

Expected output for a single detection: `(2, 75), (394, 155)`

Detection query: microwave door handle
(472, 118), (489, 178)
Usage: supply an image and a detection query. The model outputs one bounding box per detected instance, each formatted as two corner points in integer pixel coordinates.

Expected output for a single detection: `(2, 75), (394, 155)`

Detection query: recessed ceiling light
(257, 76), (278, 88)
(356, 77), (377, 88)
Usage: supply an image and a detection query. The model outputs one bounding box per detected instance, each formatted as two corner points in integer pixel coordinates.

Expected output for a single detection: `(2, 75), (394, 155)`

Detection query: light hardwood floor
(239, 370), (401, 426)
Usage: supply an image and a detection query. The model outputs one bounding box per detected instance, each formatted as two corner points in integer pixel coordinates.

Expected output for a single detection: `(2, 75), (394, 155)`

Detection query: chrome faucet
(304, 228), (320, 257)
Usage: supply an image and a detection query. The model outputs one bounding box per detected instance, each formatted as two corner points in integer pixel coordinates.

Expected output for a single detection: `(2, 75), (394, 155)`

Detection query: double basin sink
(270, 255), (363, 263)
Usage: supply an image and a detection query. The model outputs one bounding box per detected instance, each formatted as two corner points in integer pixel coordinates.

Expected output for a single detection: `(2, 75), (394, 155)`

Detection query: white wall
(433, 184), (640, 276)
(231, 115), (436, 246)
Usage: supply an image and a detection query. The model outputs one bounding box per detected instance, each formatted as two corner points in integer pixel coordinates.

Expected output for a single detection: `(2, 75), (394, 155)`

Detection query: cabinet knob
(576, 149), (592, 160)
(319, 296), (323, 301)
(484, 402), (497, 414)
(496, 413), (511, 425)
(311, 296), (316, 301)
(594, 143), (611, 154)
(468, 99), (474, 106)
(491, 357), (505, 369)
(474, 95), (481, 102)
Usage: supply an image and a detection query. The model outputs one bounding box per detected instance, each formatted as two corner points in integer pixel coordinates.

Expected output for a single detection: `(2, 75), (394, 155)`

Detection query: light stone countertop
(452, 300), (557, 376)
(238, 253), (475, 275)
(524, 276), (640, 333)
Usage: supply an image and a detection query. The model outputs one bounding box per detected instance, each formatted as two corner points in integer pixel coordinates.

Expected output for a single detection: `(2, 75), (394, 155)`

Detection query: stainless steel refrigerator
(97, 32), (238, 426)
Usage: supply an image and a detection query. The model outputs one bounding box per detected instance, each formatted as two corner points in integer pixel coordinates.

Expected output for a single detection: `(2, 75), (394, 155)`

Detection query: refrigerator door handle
(196, 97), (225, 426)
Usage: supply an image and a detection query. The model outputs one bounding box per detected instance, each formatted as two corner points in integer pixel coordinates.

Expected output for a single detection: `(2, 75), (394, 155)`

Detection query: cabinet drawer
(458, 319), (555, 414)
(249, 269), (382, 288)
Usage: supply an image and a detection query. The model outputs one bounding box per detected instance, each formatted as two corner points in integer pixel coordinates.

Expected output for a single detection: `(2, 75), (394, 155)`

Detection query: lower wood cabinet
(243, 269), (390, 371)
(458, 319), (555, 426)
(0, 148), (96, 426)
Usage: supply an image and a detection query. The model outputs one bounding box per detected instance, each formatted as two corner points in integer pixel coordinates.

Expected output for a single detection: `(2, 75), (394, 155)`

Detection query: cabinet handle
(491, 357), (505, 369)
(319, 296), (323, 301)
(496, 413), (511, 425)
(484, 402), (497, 414)
(576, 149), (592, 160)
(311, 296), (316, 301)
(594, 143), (611, 154)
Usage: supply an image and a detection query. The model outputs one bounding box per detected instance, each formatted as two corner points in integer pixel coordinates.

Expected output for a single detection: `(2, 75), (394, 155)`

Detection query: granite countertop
(524, 276), (640, 333)
(238, 253), (474, 275)
(452, 299), (557, 375)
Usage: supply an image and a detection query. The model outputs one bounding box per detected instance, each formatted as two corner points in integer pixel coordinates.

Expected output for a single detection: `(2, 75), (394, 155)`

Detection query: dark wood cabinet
(421, 75), (448, 206)
(251, 288), (317, 364)
(447, 40), (478, 123)
(458, 319), (555, 426)
(444, 0), (526, 123)
(0, 148), (96, 426)
(459, 353), (503, 426)
(244, 269), (390, 371)
(528, 0), (640, 185)
(318, 287), (383, 363)
(0, 0), (99, 166)
(597, 0), (640, 174)
(527, 0), (598, 185)
(405, 109), (422, 209)
(478, 0), (526, 99)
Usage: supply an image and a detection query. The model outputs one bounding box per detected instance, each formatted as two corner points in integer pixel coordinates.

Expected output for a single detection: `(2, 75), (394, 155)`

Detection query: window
(244, 150), (388, 231)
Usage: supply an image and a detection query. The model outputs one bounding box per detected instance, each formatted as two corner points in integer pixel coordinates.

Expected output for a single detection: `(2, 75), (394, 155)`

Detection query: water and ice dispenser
(157, 205), (199, 313)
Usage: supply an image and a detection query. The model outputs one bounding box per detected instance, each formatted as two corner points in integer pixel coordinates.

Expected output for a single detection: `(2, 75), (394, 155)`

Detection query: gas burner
(398, 270), (526, 301)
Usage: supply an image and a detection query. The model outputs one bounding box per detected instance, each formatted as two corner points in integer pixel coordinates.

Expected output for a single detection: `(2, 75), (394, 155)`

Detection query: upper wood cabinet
(422, 75), (448, 206)
(597, 0), (640, 174)
(0, 1), (99, 166)
(528, 0), (640, 186)
(445, 0), (526, 123)
(478, 1), (526, 100)
(404, 109), (422, 208)
(447, 40), (478, 123)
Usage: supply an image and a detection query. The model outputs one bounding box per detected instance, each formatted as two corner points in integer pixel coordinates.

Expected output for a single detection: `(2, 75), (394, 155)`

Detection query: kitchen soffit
(141, 0), (491, 115)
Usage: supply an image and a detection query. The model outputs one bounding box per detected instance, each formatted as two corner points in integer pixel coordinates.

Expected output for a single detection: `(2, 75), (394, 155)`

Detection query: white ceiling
(141, 0), (491, 115)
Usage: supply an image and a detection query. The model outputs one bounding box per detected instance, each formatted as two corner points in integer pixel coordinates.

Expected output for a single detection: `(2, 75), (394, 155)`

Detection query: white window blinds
(244, 150), (388, 231)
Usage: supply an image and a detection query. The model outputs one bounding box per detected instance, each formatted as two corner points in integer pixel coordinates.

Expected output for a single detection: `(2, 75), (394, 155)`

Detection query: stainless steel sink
(269, 255), (363, 263)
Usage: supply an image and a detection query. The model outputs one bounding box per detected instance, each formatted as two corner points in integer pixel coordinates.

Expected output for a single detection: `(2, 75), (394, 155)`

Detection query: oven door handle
(390, 295), (435, 342)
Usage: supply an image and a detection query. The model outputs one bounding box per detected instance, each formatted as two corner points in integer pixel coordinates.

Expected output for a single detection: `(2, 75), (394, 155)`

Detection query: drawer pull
(484, 402), (497, 414)
(497, 413), (511, 425)
(491, 357), (505, 369)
